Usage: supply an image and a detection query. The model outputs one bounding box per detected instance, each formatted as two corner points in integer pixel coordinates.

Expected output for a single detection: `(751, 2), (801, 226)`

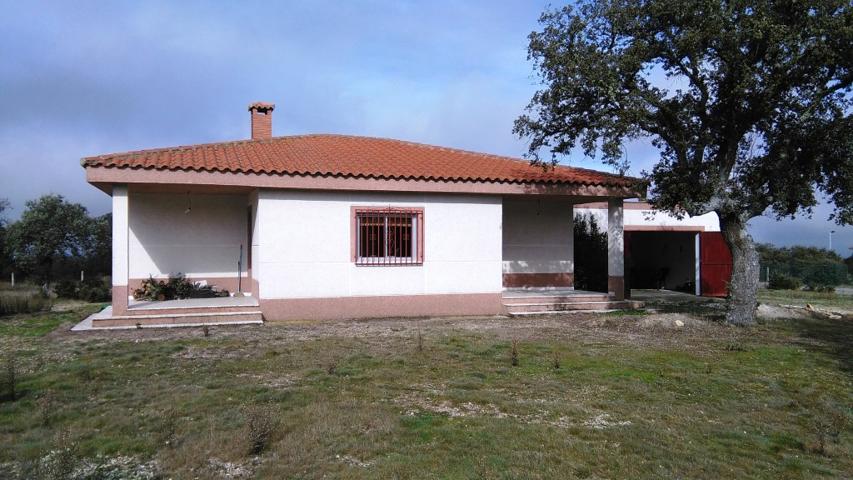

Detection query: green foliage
(573, 213), (607, 292)
(768, 273), (801, 291)
(759, 244), (847, 289)
(516, 1), (852, 226)
(5, 195), (111, 288)
(133, 274), (229, 301)
(54, 278), (111, 302)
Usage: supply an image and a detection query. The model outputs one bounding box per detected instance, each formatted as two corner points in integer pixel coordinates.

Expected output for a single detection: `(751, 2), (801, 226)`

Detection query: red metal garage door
(700, 232), (733, 297)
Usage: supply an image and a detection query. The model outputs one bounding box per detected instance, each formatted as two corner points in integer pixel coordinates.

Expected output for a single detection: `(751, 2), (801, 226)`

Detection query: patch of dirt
(204, 457), (258, 479)
(757, 303), (812, 321)
(335, 454), (374, 468)
(583, 413), (632, 429)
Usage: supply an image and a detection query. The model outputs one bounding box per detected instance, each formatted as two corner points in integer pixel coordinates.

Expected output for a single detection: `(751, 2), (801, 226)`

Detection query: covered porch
(91, 184), (263, 328)
(501, 196), (627, 300)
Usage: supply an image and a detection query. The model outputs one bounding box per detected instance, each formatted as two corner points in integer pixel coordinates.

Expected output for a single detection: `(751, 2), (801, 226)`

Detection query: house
(81, 102), (646, 328)
(573, 202), (731, 297)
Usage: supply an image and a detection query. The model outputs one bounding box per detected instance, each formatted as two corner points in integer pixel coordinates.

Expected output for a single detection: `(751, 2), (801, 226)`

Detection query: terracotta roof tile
(82, 134), (638, 187)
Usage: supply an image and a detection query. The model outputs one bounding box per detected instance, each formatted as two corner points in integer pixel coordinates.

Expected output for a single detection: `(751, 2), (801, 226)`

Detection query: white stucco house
(82, 102), (647, 327)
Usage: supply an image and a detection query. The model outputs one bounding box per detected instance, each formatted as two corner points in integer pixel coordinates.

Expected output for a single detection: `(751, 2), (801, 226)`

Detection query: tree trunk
(719, 215), (760, 325)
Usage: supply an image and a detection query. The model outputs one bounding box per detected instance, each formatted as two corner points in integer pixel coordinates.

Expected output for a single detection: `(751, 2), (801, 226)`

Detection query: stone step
(501, 294), (610, 305)
(504, 300), (644, 315)
(91, 310), (263, 329)
(125, 304), (259, 316)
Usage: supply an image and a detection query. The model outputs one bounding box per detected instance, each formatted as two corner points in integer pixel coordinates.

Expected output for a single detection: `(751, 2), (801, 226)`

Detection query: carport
(625, 229), (731, 297)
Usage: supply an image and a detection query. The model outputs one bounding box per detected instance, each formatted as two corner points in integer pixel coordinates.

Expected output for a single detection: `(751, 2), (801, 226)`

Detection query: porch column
(111, 185), (129, 315)
(607, 198), (625, 300)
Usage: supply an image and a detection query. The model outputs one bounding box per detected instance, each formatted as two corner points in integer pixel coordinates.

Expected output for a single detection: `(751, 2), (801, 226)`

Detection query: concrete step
(126, 304), (260, 316)
(91, 310), (263, 328)
(501, 294), (610, 305)
(505, 300), (644, 315)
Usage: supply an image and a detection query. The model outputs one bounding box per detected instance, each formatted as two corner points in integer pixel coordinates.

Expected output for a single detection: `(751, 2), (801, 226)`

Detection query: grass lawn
(758, 288), (853, 310)
(0, 302), (850, 479)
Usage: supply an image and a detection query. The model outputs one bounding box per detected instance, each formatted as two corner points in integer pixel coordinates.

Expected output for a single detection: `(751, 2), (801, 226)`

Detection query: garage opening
(626, 231), (698, 294)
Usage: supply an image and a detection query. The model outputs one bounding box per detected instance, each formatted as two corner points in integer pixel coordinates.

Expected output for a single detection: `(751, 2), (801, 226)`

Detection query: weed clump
(552, 349), (560, 370)
(243, 404), (279, 455)
(38, 428), (79, 480)
(510, 339), (519, 367)
(37, 391), (55, 427)
(159, 407), (179, 448)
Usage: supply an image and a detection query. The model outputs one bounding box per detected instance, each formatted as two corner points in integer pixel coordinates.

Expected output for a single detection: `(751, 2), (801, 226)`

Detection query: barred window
(353, 208), (423, 266)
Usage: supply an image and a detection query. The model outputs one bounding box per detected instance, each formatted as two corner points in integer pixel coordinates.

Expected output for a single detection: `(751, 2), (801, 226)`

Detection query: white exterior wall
(255, 190), (503, 299)
(128, 192), (249, 280)
(111, 186), (129, 287)
(502, 197), (573, 274)
(574, 203), (720, 231)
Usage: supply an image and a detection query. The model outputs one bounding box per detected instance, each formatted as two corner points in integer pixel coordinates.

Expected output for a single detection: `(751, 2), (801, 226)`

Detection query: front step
(91, 310), (263, 328)
(504, 300), (644, 316)
(501, 294), (611, 305)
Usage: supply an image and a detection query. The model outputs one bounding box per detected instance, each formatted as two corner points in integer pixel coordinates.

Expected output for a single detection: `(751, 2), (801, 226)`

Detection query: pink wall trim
(502, 273), (574, 288)
(260, 293), (504, 321)
(86, 167), (641, 198)
(608, 276), (625, 301)
(112, 285), (128, 315)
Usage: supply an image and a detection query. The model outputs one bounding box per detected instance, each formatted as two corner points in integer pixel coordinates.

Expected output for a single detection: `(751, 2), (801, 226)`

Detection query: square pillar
(111, 185), (129, 315)
(607, 198), (625, 300)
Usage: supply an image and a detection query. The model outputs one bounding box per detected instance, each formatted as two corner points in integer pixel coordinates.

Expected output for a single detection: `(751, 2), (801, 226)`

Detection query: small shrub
(327, 361), (338, 375)
(133, 274), (229, 301)
(159, 407), (179, 448)
(510, 339), (519, 367)
(768, 273), (801, 290)
(53, 280), (79, 299)
(552, 350), (560, 370)
(202, 325), (210, 337)
(38, 428), (79, 480)
(37, 391), (55, 427)
(77, 279), (110, 302)
(53, 278), (110, 302)
(243, 404), (279, 455)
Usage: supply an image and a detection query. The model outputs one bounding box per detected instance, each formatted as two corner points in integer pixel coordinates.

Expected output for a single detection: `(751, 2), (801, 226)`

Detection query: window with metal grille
(353, 207), (424, 266)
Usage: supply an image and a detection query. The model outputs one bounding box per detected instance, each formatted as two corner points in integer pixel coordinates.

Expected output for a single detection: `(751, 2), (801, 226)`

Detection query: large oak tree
(515, 0), (852, 324)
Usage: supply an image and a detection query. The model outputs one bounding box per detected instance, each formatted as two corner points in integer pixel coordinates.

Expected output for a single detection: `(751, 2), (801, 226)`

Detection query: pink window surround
(350, 206), (424, 265)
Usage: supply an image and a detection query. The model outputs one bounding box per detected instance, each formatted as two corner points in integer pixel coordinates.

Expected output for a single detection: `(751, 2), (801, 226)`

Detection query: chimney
(248, 102), (275, 140)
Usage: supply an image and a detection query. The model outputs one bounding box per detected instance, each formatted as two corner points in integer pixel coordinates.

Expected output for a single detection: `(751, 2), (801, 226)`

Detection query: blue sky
(0, 0), (849, 256)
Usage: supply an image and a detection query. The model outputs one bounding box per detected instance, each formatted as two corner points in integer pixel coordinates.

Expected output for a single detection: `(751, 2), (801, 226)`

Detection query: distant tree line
(0, 195), (111, 295)
(757, 244), (849, 291)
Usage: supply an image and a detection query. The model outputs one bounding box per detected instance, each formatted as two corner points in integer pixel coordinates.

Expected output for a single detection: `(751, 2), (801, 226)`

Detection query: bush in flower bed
(133, 274), (229, 301)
